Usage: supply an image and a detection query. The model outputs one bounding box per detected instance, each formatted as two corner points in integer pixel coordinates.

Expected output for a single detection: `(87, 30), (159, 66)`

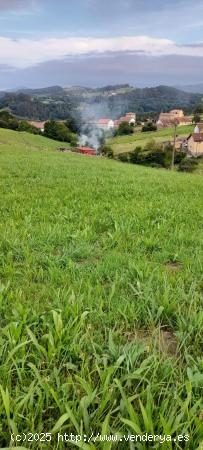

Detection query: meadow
(108, 125), (193, 154)
(0, 128), (203, 449)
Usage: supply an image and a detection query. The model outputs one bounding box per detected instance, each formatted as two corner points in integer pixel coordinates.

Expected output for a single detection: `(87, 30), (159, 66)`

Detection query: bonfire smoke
(78, 126), (105, 151)
(78, 94), (120, 151)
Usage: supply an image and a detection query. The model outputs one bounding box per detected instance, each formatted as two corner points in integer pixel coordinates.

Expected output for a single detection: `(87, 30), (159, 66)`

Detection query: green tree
(18, 121), (39, 134)
(142, 122), (157, 132)
(116, 121), (134, 136)
(44, 120), (75, 143)
(100, 145), (114, 158)
(193, 113), (201, 124)
(65, 116), (81, 134)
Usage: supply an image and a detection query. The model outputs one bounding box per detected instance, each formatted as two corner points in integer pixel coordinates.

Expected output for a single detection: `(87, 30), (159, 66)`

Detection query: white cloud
(0, 35), (203, 68)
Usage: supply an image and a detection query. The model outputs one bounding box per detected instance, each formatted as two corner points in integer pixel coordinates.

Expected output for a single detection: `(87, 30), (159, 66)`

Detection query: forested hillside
(0, 84), (202, 121)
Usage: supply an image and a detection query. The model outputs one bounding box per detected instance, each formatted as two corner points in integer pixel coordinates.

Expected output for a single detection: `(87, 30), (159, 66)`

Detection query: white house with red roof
(97, 118), (115, 130)
(96, 112), (136, 130)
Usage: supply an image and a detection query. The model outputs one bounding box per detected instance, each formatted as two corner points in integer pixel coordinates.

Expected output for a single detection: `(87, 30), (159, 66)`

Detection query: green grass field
(108, 125), (194, 154)
(0, 128), (203, 449)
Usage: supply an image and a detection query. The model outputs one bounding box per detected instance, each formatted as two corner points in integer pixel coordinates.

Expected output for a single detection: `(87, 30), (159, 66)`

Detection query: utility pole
(171, 120), (178, 169)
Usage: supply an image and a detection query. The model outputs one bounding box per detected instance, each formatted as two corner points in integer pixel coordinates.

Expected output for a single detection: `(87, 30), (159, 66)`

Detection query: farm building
(194, 123), (203, 133)
(28, 121), (46, 132)
(156, 110), (192, 129)
(97, 119), (115, 130)
(186, 133), (203, 156)
(96, 113), (136, 130)
(76, 146), (97, 156)
(114, 112), (136, 128)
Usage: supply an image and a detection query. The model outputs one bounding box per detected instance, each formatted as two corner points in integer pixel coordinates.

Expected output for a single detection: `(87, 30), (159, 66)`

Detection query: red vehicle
(76, 146), (97, 156)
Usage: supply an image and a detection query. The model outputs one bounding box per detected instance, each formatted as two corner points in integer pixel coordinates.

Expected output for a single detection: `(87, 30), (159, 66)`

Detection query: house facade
(187, 133), (203, 156)
(28, 121), (46, 132)
(97, 119), (115, 130)
(194, 123), (203, 133)
(157, 110), (192, 129)
(96, 112), (136, 130)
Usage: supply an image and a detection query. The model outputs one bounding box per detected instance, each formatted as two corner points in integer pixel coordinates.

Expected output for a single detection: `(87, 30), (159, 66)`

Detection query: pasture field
(108, 125), (194, 154)
(0, 128), (203, 449)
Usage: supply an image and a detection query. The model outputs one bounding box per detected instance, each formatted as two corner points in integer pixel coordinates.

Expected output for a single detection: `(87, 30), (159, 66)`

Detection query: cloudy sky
(0, 0), (203, 89)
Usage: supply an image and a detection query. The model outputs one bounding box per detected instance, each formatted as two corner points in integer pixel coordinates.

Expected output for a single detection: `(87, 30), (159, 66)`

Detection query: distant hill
(19, 85), (64, 97)
(177, 84), (203, 94)
(72, 84), (201, 119)
(0, 84), (202, 121)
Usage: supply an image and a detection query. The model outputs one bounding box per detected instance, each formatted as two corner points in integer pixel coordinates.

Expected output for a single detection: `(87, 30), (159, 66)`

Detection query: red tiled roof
(188, 133), (203, 142)
(98, 118), (111, 124)
(28, 121), (45, 129)
(192, 133), (203, 142)
(77, 146), (96, 151)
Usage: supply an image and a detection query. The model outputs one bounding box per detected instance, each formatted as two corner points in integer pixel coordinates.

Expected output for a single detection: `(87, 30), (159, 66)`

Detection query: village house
(156, 109), (192, 129)
(113, 112), (136, 129)
(28, 121), (46, 132)
(186, 133), (203, 156)
(96, 112), (136, 130)
(194, 123), (203, 133)
(97, 118), (115, 130)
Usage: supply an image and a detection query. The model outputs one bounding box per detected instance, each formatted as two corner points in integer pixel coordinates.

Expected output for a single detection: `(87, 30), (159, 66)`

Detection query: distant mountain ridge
(176, 83), (203, 94)
(0, 84), (202, 120)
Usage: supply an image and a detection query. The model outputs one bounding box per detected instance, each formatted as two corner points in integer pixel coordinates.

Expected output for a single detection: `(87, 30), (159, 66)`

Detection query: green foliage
(44, 120), (76, 144)
(116, 121), (134, 136)
(116, 152), (129, 162)
(194, 104), (203, 114)
(142, 122), (157, 132)
(108, 124), (193, 155)
(0, 110), (19, 131)
(178, 157), (199, 172)
(193, 113), (201, 124)
(0, 91), (80, 122)
(174, 151), (186, 164)
(18, 120), (40, 134)
(129, 140), (172, 168)
(65, 116), (81, 134)
(0, 129), (202, 448)
(100, 145), (114, 158)
(129, 146), (142, 164)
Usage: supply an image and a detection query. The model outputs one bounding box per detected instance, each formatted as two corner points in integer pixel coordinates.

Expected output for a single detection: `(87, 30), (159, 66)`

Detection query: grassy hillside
(0, 127), (68, 151)
(0, 129), (203, 449)
(108, 125), (194, 154)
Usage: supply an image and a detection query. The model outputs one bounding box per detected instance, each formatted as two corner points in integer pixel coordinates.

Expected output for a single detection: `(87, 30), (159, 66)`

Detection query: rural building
(186, 133), (203, 156)
(194, 123), (203, 133)
(156, 110), (192, 129)
(28, 121), (46, 132)
(96, 112), (136, 130)
(76, 146), (97, 156)
(97, 119), (115, 130)
(114, 112), (136, 128)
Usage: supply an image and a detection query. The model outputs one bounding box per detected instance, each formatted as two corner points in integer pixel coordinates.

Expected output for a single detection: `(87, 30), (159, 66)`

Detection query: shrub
(129, 141), (174, 168)
(174, 151), (186, 164)
(117, 152), (129, 162)
(178, 157), (199, 172)
(100, 145), (114, 158)
(0, 110), (19, 131)
(116, 121), (134, 136)
(44, 120), (75, 143)
(142, 122), (157, 132)
(0, 119), (8, 129)
(18, 120), (39, 134)
(129, 146), (142, 164)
